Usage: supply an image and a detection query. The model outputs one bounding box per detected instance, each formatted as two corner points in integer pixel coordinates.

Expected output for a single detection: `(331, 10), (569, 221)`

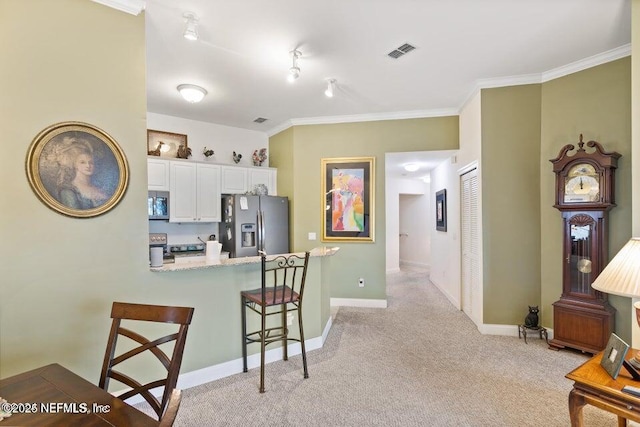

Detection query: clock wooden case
(549, 135), (620, 354)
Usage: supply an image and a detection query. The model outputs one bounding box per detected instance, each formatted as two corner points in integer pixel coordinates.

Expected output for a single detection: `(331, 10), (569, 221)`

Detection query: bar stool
(241, 251), (310, 393)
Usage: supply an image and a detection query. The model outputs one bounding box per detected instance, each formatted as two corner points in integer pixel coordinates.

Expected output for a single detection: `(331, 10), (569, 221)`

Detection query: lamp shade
(177, 84), (207, 103)
(591, 237), (640, 298)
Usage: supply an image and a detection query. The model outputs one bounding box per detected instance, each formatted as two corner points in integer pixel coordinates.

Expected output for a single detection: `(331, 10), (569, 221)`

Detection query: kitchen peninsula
(150, 246), (340, 272)
(141, 246), (339, 391)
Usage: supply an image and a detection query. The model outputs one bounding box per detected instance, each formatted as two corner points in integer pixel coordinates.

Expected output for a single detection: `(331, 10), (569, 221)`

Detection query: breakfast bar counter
(150, 246), (340, 272)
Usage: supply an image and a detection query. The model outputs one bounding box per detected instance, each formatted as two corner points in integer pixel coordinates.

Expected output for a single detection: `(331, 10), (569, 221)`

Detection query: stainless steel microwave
(148, 191), (169, 220)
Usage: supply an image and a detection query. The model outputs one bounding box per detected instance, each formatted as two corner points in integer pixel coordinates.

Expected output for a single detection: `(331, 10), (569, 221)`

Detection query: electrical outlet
(358, 278), (365, 287)
(287, 313), (294, 326)
(308, 232), (316, 241)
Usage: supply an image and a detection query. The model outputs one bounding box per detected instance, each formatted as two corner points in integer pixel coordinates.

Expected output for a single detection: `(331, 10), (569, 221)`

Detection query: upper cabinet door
(221, 166), (248, 194)
(169, 161), (198, 222)
(148, 158), (170, 191)
(197, 164), (221, 222)
(248, 168), (277, 195)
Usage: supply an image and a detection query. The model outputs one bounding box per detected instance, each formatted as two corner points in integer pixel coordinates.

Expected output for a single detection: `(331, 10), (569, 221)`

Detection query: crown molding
(541, 43), (631, 82)
(266, 120), (294, 137)
(266, 108), (458, 137)
(458, 44), (631, 112)
(91, 0), (146, 15)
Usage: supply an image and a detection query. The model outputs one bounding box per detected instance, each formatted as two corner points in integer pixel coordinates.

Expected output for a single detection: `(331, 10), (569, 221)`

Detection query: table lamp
(591, 237), (640, 376)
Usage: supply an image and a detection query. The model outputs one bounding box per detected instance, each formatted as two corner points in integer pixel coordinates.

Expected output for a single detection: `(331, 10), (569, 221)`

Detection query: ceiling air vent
(253, 117), (268, 123)
(387, 43), (416, 59)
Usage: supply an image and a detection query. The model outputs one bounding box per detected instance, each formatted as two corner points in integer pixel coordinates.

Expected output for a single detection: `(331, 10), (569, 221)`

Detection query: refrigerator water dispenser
(241, 224), (256, 247)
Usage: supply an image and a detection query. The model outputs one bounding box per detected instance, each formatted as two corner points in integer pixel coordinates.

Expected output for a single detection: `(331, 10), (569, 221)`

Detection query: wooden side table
(566, 349), (640, 427)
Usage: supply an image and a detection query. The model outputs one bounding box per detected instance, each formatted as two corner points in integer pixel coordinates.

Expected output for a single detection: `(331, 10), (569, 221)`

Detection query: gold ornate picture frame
(26, 121), (129, 218)
(321, 157), (375, 242)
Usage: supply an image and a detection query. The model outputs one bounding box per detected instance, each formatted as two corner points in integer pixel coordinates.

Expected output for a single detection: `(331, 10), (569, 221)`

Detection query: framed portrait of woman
(26, 122), (129, 218)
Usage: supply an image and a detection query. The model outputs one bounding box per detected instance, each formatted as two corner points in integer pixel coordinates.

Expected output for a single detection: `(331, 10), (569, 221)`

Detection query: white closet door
(461, 169), (480, 324)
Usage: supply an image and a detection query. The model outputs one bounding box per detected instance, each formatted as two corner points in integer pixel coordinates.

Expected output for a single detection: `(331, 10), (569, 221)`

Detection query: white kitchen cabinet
(248, 167), (277, 195)
(169, 161), (221, 223)
(147, 158), (170, 191)
(220, 165), (247, 194)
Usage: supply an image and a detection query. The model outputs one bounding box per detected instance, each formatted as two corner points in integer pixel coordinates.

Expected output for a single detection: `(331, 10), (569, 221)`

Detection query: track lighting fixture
(287, 50), (301, 82)
(325, 79), (336, 98)
(177, 84), (207, 103)
(183, 12), (199, 41)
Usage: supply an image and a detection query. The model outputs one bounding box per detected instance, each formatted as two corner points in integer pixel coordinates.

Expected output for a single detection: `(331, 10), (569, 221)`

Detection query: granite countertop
(150, 246), (340, 272)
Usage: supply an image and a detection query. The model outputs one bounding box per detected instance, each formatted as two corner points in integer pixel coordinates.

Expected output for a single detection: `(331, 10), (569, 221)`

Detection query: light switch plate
(308, 232), (316, 240)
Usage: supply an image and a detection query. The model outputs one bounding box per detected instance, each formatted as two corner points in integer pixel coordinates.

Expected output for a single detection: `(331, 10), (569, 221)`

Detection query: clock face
(564, 163), (600, 203)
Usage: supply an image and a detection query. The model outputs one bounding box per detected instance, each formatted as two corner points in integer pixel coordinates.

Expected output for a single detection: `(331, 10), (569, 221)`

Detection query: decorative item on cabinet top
(233, 151), (242, 164)
(203, 147), (214, 159)
(252, 148), (267, 166)
(147, 129), (188, 159)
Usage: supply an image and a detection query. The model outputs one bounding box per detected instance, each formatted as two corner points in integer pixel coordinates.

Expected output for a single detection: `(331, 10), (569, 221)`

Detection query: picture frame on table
(25, 121), (129, 218)
(436, 189), (447, 231)
(147, 129), (188, 158)
(321, 156), (375, 242)
(600, 333), (630, 379)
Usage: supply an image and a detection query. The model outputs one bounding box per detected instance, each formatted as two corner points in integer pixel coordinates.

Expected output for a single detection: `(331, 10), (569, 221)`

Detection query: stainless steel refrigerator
(220, 195), (289, 258)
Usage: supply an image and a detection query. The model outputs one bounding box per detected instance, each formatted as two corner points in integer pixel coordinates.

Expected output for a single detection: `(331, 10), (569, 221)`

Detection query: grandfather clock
(548, 135), (620, 354)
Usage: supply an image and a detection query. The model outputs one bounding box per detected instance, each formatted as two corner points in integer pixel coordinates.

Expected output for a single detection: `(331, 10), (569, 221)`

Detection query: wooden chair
(241, 251), (310, 393)
(99, 302), (194, 424)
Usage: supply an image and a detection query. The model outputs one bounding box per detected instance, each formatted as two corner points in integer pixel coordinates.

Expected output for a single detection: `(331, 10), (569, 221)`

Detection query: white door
(461, 168), (480, 324)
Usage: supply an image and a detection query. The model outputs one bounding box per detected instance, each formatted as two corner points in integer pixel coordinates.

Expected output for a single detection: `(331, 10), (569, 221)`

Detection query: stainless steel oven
(148, 191), (169, 220)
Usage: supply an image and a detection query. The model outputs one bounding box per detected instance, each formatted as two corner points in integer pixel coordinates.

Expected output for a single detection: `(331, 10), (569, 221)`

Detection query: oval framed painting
(26, 121), (129, 218)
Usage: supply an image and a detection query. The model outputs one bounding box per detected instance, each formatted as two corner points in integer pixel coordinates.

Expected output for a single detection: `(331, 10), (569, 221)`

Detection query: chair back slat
(99, 302), (194, 422)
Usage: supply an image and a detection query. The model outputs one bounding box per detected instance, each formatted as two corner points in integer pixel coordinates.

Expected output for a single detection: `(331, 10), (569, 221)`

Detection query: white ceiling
(112, 0), (631, 179)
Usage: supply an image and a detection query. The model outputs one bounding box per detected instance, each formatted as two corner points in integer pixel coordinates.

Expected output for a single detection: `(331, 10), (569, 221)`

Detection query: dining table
(0, 363), (158, 426)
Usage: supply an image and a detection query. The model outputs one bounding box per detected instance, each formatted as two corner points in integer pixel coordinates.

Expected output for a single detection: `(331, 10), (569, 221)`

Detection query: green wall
(270, 118), (460, 300)
(480, 84), (542, 324)
(539, 57), (632, 340)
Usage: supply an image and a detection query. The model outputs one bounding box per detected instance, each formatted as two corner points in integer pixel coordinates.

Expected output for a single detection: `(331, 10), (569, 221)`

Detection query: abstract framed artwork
(25, 121), (129, 218)
(321, 157), (375, 242)
(436, 189), (447, 231)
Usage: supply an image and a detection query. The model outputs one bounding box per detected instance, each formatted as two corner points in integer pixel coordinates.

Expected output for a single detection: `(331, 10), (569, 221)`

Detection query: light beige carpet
(139, 267), (617, 426)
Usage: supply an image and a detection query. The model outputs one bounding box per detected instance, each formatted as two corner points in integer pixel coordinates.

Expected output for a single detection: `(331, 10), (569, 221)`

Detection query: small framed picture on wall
(436, 189), (447, 231)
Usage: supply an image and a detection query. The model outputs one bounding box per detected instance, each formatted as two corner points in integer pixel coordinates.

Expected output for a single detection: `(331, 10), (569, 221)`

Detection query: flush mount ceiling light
(404, 163), (420, 172)
(287, 50), (301, 82)
(325, 79), (336, 98)
(183, 12), (199, 41)
(177, 84), (207, 103)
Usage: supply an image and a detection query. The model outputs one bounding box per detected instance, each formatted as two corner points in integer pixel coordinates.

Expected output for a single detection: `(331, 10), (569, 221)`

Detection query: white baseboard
(399, 260), (430, 270)
(330, 298), (388, 308)
(428, 276), (460, 310)
(386, 267), (401, 274)
(479, 323), (554, 340)
(119, 317), (332, 405)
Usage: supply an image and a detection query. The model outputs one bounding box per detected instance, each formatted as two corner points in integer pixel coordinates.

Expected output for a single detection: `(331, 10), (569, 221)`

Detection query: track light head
(288, 66), (300, 82)
(287, 50), (301, 82)
(325, 79), (336, 98)
(183, 12), (199, 41)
